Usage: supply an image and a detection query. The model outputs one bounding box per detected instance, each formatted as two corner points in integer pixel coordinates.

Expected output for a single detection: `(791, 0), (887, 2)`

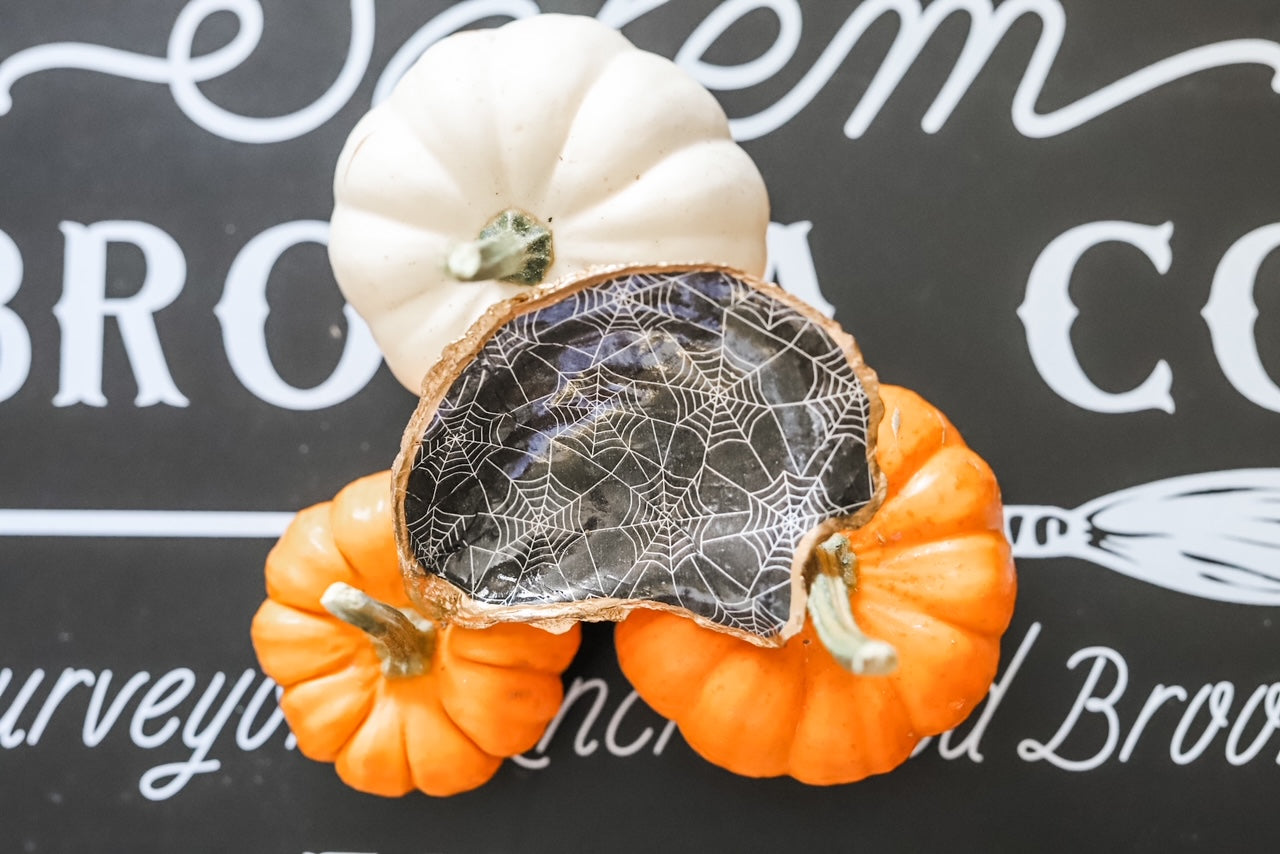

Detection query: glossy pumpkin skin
(329, 13), (769, 392)
(251, 472), (581, 797)
(614, 385), (1016, 784)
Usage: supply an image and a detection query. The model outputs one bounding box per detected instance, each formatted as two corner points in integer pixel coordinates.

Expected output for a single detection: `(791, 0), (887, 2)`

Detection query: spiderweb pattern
(404, 270), (875, 636)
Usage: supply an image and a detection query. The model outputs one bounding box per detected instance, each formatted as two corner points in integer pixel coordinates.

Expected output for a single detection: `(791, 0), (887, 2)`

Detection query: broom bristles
(1073, 469), (1280, 605)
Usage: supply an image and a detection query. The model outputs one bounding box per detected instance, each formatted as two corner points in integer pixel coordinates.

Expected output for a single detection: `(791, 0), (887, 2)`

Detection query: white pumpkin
(328, 14), (770, 393)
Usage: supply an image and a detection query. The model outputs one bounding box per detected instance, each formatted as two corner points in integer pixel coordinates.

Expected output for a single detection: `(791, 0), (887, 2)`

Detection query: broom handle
(1003, 504), (1089, 560)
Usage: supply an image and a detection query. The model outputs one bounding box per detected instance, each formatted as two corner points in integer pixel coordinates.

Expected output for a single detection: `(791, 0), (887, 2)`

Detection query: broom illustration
(1004, 469), (1280, 606)
(2, 469), (1279, 606)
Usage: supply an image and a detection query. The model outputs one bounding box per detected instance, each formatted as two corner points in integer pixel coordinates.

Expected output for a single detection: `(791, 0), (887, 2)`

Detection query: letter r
(54, 221), (189, 407)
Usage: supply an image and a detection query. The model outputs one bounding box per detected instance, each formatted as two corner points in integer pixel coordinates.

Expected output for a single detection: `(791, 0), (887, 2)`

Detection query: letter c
(1019, 221), (1176, 414)
(1202, 223), (1280, 413)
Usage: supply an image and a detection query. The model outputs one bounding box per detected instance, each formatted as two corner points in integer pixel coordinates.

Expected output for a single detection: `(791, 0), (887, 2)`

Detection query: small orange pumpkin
(250, 471), (581, 797)
(615, 384), (1016, 784)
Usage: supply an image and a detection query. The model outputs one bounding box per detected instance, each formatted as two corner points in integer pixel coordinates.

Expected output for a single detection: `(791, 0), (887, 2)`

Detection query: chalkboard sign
(2, 1), (1278, 851)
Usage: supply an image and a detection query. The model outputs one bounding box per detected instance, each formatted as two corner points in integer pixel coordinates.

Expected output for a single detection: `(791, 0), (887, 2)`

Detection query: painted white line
(0, 509), (295, 538)
(3, 470), (1277, 606)
(0, 506), (1047, 541)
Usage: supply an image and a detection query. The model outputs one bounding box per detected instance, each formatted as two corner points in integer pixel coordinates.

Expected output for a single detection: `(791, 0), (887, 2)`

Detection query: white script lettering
(1020, 648), (1280, 769)
(512, 680), (678, 770)
(1, 666), (293, 800)
(2, 1), (1277, 144)
(1017, 645), (1129, 770)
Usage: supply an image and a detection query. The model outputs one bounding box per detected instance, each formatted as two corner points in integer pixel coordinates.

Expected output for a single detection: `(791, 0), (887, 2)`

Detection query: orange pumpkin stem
(320, 582), (438, 678)
(445, 208), (553, 284)
(807, 534), (899, 676)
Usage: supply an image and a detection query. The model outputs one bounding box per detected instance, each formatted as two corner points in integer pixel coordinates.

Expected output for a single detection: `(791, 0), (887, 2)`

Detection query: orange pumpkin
(250, 471), (581, 797)
(614, 384), (1016, 784)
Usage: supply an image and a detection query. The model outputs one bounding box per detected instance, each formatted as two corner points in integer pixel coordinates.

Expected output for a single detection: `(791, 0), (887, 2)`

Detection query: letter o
(215, 221), (381, 411)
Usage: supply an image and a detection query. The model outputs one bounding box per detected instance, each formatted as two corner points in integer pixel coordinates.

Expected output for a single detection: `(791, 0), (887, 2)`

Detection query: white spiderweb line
(404, 270), (875, 636)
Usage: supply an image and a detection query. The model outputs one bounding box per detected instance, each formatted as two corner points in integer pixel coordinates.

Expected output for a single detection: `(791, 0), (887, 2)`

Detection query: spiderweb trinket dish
(394, 265), (885, 645)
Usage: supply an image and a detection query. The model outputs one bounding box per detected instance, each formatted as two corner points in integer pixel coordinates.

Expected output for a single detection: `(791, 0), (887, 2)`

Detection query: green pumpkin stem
(445, 208), (554, 285)
(321, 582), (437, 678)
(807, 533), (899, 676)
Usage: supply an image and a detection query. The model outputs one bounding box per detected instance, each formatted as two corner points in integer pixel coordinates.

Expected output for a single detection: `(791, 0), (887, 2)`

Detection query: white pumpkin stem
(446, 208), (553, 285)
(807, 533), (899, 676)
(321, 582), (437, 678)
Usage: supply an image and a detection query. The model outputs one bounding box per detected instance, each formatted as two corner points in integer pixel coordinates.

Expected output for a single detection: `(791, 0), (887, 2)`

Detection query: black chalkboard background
(2, 1), (1278, 851)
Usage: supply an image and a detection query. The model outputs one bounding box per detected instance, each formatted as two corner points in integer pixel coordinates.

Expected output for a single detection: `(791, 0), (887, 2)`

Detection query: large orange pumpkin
(250, 471), (581, 797)
(614, 384), (1016, 784)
